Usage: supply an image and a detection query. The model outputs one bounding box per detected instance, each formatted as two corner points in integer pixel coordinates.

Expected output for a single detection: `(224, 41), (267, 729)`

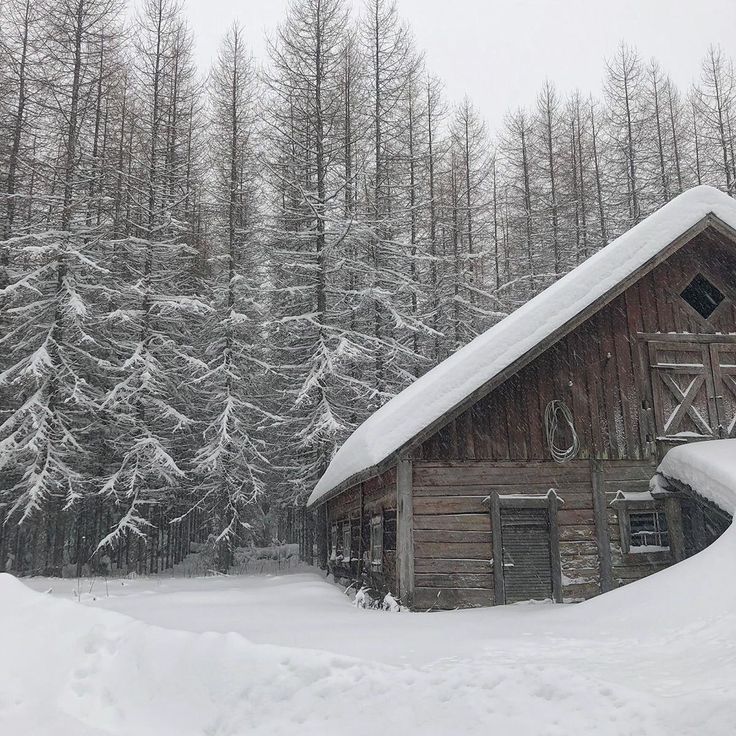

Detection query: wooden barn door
(499, 508), (553, 603)
(710, 343), (736, 438)
(648, 341), (719, 440)
(647, 339), (736, 440)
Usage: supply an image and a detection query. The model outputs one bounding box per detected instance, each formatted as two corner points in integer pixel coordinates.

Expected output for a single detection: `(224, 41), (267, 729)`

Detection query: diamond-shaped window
(680, 273), (725, 320)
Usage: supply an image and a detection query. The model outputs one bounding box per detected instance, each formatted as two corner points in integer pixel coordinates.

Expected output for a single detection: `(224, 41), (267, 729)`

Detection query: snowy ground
(3, 530), (736, 736)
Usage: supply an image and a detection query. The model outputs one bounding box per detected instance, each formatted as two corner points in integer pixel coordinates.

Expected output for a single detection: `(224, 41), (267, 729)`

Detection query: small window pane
(370, 516), (383, 568)
(680, 274), (725, 319)
(330, 524), (338, 561)
(629, 511), (669, 550)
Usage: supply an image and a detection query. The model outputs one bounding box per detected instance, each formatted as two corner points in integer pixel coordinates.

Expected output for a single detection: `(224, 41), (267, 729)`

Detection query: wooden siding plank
(567, 329), (592, 456)
(413, 514), (491, 531)
(412, 462), (590, 485)
(598, 308), (624, 459)
(414, 541), (491, 559)
(414, 530), (492, 543)
(414, 496), (489, 515)
(413, 587), (493, 609)
(525, 362), (546, 459)
(413, 482), (592, 498)
(414, 558), (493, 574)
(415, 573), (493, 589)
(610, 297), (639, 459)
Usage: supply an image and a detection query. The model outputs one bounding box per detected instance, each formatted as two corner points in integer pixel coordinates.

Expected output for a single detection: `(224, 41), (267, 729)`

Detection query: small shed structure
(307, 185), (736, 609)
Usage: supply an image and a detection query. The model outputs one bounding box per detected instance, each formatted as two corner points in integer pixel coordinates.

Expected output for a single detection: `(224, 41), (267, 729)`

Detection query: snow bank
(309, 185), (736, 505)
(657, 439), (736, 515)
(6, 547), (736, 736)
(0, 572), (670, 736)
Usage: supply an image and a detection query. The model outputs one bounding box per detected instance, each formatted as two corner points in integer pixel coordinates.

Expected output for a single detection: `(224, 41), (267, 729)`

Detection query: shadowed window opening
(680, 273), (725, 319)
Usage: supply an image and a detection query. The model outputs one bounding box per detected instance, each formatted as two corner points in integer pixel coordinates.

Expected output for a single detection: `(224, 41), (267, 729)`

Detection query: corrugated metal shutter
(500, 508), (553, 603)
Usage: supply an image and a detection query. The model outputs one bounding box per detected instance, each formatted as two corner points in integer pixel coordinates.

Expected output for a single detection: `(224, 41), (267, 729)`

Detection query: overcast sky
(182, 0), (736, 135)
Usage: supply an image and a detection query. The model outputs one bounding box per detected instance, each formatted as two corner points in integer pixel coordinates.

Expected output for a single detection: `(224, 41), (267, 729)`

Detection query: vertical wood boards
(397, 458), (414, 606)
(590, 459), (614, 593)
(416, 230), (736, 465)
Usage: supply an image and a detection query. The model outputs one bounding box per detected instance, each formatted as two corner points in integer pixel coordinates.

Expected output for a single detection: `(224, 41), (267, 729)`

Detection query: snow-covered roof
(657, 439), (736, 516)
(308, 185), (736, 507)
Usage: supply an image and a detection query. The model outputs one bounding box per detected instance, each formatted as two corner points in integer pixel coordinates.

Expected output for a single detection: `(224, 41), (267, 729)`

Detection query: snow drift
(657, 438), (736, 515)
(3, 511), (736, 736)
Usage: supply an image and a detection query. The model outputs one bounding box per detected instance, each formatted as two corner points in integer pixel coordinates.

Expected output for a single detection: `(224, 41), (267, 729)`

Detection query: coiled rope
(544, 399), (580, 463)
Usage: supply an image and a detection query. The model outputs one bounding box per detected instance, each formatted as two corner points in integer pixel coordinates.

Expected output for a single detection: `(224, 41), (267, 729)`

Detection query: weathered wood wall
(411, 458), (680, 609)
(411, 460), (606, 609)
(325, 467), (398, 598)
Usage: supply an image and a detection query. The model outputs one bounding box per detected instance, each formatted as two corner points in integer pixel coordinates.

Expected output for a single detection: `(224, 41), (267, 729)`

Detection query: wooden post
(590, 459), (614, 593)
(665, 496), (686, 562)
(396, 458), (414, 607)
(315, 504), (328, 570)
(489, 492), (504, 605)
(305, 510), (314, 565)
(548, 492), (563, 604)
(357, 483), (364, 579)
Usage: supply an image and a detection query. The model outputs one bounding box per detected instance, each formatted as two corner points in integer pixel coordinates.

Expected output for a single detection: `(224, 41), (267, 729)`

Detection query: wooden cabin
(307, 186), (736, 610)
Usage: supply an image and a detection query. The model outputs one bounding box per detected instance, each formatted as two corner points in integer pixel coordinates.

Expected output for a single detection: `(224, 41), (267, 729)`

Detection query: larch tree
(191, 22), (268, 571)
(535, 81), (563, 275)
(0, 0), (124, 573)
(445, 96), (495, 344)
(359, 0), (426, 393)
(264, 0), (362, 518)
(694, 45), (736, 194)
(97, 0), (204, 556)
(604, 43), (645, 227)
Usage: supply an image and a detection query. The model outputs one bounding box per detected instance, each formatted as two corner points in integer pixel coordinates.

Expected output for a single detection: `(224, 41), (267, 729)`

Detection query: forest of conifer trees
(1, 0), (735, 575)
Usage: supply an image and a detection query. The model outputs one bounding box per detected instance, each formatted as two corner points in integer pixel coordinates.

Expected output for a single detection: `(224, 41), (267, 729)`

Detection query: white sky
(183, 0), (736, 135)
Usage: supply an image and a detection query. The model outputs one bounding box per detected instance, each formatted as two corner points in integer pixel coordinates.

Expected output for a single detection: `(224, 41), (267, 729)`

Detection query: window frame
(670, 266), (733, 328)
(330, 523), (339, 562)
(679, 272), (725, 320)
(342, 522), (351, 563)
(370, 514), (383, 571)
(627, 509), (670, 551)
(611, 494), (673, 559)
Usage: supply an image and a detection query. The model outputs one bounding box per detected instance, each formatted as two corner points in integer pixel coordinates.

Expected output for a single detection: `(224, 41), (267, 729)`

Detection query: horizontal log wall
(415, 232), (736, 466)
(411, 459), (673, 609)
(411, 460), (602, 610)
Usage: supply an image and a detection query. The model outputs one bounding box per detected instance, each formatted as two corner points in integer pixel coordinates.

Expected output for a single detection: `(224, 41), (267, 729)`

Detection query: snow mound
(4, 533), (736, 736)
(309, 185), (736, 505)
(657, 439), (736, 515)
(0, 572), (668, 736)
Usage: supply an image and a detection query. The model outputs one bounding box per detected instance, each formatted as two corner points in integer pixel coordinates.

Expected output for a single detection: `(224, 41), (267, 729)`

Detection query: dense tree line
(0, 0), (734, 575)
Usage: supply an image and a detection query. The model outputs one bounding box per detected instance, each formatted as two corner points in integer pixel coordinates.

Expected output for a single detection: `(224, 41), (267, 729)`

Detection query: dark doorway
(500, 508), (553, 603)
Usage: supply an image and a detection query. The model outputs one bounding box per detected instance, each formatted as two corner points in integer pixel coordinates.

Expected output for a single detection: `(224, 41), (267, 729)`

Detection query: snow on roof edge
(657, 440), (736, 516)
(308, 186), (736, 508)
